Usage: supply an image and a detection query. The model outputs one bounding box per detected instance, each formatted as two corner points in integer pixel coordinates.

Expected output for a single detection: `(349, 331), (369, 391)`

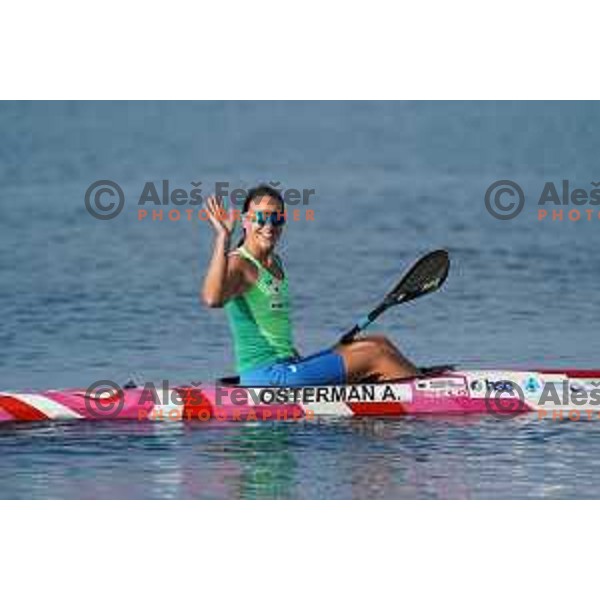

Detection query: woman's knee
(361, 334), (397, 355)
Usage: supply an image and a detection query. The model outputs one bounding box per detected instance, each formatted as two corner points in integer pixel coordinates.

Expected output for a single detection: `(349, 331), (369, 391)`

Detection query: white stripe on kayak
(12, 394), (83, 420)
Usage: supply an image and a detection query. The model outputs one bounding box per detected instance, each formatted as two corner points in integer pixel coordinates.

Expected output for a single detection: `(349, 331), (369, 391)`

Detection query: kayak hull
(1, 369), (600, 423)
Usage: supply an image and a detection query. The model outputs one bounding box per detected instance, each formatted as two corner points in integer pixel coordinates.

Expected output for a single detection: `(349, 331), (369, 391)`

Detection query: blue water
(1, 101), (600, 499)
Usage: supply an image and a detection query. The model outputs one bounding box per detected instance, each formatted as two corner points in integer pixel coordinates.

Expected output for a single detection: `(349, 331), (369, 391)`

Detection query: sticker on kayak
(415, 377), (468, 396)
(237, 383), (413, 405)
(466, 372), (532, 398)
(568, 378), (600, 393)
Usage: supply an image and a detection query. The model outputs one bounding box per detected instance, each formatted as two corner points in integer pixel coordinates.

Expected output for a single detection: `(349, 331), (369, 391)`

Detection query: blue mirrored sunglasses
(251, 211), (286, 227)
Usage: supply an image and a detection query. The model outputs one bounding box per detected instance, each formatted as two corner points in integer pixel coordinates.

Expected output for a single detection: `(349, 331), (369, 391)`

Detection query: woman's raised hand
(205, 195), (237, 237)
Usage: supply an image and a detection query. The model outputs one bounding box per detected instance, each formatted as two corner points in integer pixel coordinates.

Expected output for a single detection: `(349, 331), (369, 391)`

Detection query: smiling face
(245, 194), (285, 252)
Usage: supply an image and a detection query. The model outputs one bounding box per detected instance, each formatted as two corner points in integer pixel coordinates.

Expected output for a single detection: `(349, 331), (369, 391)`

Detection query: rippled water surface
(1, 101), (600, 498)
(3, 416), (600, 499)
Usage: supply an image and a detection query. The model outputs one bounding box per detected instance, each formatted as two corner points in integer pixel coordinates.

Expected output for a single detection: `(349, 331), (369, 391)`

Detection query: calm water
(1, 101), (600, 498)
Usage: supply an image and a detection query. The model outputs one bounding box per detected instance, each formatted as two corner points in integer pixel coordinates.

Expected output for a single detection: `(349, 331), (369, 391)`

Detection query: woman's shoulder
(228, 249), (258, 282)
(228, 249), (249, 270)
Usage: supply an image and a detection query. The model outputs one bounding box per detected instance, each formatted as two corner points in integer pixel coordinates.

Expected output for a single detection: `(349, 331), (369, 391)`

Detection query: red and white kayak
(2, 367), (600, 423)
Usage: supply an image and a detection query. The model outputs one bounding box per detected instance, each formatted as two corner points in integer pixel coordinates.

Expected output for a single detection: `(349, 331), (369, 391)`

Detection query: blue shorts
(240, 349), (346, 387)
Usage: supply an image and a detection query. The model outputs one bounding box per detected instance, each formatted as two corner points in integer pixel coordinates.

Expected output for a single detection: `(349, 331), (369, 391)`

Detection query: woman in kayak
(202, 185), (418, 386)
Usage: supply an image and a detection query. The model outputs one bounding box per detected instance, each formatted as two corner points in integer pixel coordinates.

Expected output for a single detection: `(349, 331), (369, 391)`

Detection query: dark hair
(237, 184), (285, 247)
(241, 185), (284, 214)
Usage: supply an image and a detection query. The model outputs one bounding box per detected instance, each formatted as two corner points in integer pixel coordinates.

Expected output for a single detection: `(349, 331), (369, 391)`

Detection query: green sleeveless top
(224, 246), (295, 373)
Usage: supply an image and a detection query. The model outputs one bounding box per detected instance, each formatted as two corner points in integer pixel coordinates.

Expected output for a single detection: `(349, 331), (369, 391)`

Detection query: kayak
(2, 366), (600, 423)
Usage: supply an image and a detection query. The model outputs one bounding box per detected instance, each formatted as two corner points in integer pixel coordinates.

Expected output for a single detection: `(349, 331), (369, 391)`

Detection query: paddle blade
(388, 249), (450, 304)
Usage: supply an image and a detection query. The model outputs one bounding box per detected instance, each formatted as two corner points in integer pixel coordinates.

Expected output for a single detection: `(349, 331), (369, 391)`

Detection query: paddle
(338, 249), (450, 344)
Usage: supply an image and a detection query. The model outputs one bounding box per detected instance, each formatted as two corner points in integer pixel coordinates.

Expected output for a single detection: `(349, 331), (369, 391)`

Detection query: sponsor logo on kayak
(485, 179), (600, 223)
(416, 377), (468, 396)
(84, 179), (317, 222)
(468, 374), (541, 397)
(469, 377), (517, 396)
(467, 373), (529, 419)
(523, 375), (541, 394)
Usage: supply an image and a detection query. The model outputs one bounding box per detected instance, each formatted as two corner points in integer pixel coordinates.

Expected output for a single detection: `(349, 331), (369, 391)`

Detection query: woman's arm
(202, 234), (249, 307)
(201, 196), (244, 308)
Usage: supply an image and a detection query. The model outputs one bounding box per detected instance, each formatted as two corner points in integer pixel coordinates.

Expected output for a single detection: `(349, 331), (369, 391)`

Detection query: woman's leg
(334, 334), (418, 383)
